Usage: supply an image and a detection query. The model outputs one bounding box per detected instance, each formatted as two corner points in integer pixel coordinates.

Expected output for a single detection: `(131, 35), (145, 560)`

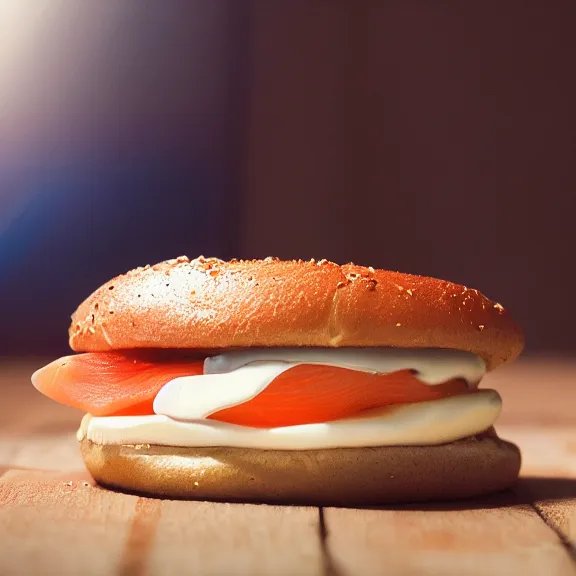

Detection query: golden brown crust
(80, 434), (521, 505)
(69, 256), (524, 370)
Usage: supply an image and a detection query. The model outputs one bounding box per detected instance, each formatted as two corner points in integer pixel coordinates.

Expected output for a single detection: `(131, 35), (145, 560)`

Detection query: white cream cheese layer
(153, 348), (486, 420)
(80, 390), (501, 450)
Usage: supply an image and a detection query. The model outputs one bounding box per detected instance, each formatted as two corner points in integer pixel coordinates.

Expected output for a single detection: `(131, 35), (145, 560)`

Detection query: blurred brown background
(1, 0), (575, 356)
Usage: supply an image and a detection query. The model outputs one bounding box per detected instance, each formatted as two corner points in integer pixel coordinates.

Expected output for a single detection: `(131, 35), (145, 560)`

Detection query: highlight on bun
(69, 256), (524, 370)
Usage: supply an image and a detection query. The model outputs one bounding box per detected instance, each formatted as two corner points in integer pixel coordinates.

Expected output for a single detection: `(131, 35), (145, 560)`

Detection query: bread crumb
(396, 322), (402, 327)
(366, 278), (377, 291)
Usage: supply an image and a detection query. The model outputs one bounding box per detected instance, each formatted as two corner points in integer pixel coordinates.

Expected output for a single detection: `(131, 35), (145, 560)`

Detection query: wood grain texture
(485, 358), (576, 427)
(0, 468), (322, 576)
(0, 469), (137, 576)
(149, 501), (322, 576)
(536, 500), (576, 557)
(323, 505), (576, 576)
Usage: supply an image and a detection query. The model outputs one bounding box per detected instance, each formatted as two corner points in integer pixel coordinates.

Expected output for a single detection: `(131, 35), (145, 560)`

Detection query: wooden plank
(499, 426), (576, 478)
(323, 505), (576, 576)
(0, 432), (83, 472)
(0, 469), (138, 576)
(485, 359), (576, 427)
(509, 424), (576, 555)
(536, 500), (576, 555)
(515, 477), (576, 558)
(0, 469), (323, 576)
(149, 501), (323, 576)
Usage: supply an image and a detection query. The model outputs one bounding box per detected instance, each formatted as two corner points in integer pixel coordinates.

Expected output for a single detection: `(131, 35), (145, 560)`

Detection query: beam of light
(0, 0), (61, 237)
(0, 0), (127, 242)
(0, 0), (225, 260)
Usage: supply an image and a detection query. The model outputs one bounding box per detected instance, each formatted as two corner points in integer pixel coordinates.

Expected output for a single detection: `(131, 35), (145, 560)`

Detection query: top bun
(69, 256), (524, 370)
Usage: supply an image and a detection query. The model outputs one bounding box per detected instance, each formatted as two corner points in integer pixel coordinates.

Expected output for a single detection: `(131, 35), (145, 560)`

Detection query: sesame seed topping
(406, 289), (413, 296)
(396, 322), (402, 327)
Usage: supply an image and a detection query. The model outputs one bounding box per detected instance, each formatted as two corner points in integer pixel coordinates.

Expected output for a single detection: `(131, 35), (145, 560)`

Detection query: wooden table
(1, 357), (575, 575)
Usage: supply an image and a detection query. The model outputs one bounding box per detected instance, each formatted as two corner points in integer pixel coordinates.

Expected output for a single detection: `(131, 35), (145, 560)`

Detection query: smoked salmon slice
(33, 352), (468, 425)
(212, 365), (467, 427)
(32, 351), (203, 417)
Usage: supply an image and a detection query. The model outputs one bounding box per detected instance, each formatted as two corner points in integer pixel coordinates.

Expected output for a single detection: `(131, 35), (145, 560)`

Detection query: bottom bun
(80, 433), (521, 505)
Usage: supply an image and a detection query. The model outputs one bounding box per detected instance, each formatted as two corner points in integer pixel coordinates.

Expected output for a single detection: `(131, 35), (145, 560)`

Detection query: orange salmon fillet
(33, 352), (468, 425)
